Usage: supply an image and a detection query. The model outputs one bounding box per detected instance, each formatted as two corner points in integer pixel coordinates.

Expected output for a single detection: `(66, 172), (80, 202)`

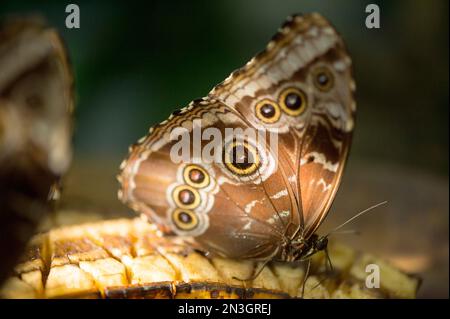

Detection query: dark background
(1, 0), (448, 298)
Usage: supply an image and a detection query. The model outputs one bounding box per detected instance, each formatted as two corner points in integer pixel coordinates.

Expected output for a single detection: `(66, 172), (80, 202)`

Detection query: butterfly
(118, 13), (356, 267)
(0, 16), (74, 283)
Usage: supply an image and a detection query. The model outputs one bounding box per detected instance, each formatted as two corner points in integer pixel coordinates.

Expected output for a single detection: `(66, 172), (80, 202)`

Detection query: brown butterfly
(0, 16), (74, 282)
(118, 13), (356, 268)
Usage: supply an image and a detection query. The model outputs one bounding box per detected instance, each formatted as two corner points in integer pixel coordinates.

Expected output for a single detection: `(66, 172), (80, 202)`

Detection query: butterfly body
(118, 13), (356, 263)
(277, 233), (328, 262)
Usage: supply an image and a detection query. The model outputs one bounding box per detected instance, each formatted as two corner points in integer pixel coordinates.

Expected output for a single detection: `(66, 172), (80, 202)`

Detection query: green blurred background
(1, 0), (448, 174)
(1, 0), (448, 298)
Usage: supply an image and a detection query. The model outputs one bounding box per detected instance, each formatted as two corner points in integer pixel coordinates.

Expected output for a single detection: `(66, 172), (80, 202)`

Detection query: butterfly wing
(0, 17), (74, 281)
(208, 13), (356, 239)
(119, 13), (356, 260)
(0, 17), (74, 174)
(119, 98), (297, 260)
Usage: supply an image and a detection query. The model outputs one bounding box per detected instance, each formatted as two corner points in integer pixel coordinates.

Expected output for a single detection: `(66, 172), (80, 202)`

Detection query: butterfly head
(312, 234), (328, 252)
(286, 233), (328, 262)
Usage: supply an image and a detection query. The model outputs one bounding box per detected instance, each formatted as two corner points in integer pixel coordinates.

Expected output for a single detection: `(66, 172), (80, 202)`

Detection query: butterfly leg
(310, 248), (335, 291)
(325, 247), (333, 272)
(300, 259), (311, 298)
(232, 259), (271, 282)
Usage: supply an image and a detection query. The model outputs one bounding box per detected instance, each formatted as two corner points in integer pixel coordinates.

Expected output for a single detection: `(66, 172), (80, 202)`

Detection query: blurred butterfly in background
(118, 13), (356, 276)
(0, 16), (74, 283)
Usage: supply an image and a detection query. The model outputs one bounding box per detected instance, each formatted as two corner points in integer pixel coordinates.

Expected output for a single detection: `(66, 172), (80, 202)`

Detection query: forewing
(119, 99), (296, 259)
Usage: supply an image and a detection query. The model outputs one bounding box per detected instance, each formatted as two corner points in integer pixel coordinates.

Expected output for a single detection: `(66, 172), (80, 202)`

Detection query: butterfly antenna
(329, 229), (361, 236)
(325, 201), (388, 238)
